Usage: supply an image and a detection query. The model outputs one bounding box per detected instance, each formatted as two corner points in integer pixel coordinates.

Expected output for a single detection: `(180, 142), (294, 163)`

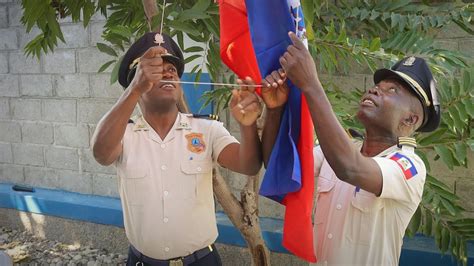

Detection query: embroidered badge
(403, 56), (416, 66)
(185, 133), (206, 154)
(389, 153), (418, 180)
(154, 33), (165, 45)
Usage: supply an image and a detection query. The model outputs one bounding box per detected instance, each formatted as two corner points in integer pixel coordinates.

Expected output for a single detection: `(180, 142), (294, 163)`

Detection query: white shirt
(115, 113), (238, 259)
(311, 142), (426, 266)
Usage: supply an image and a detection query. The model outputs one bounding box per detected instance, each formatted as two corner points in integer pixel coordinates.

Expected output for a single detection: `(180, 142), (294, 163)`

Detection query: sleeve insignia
(389, 152), (418, 180)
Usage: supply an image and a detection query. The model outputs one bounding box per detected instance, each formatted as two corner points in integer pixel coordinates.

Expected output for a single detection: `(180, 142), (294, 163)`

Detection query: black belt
(130, 244), (215, 266)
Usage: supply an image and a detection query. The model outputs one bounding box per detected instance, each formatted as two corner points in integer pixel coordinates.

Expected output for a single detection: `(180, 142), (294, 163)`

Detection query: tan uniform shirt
(115, 113), (238, 260)
(311, 142), (426, 266)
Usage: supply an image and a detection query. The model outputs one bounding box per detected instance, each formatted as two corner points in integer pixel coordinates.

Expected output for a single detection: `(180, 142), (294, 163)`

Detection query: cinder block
(0, 7), (7, 28)
(80, 148), (115, 174)
(45, 146), (79, 170)
(42, 99), (76, 123)
(7, 3), (21, 27)
(456, 176), (474, 212)
(0, 98), (9, 119)
(90, 74), (123, 99)
(77, 48), (114, 73)
(90, 22), (106, 46)
(57, 169), (92, 194)
(57, 24), (89, 49)
(459, 39), (474, 65)
(0, 53), (8, 73)
(434, 40), (459, 51)
(0, 74), (19, 97)
(90, 12), (106, 22)
(18, 26), (41, 49)
(0, 142), (12, 163)
(437, 23), (469, 39)
(12, 143), (44, 166)
(10, 52), (41, 74)
(20, 75), (53, 97)
(24, 166), (58, 189)
(0, 163), (24, 184)
(43, 50), (76, 73)
(54, 124), (90, 148)
(0, 29), (18, 49)
(319, 73), (367, 91)
(11, 98), (41, 120)
(77, 99), (114, 124)
(92, 173), (119, 197)
(21, 122), (53, 144)
(0, 121), (20, 142)
(53, 74), (90, 98)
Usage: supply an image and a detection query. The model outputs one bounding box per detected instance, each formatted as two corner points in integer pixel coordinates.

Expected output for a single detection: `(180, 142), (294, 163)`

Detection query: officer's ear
(403, 113), (420, 129)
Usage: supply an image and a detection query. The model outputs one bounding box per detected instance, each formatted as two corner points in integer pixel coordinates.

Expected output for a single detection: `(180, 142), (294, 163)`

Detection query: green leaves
(19, 1), (474, 264)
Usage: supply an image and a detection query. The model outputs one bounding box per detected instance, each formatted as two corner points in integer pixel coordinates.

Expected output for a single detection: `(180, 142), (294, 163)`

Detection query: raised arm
(91, 46), (166, 165)
(280, 32), (383, 195)
(260, 70), (289, 167)
(217, 77), (263, 175)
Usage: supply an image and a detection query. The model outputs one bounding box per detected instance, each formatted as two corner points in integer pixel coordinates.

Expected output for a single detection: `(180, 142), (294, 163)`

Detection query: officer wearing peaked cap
(92, 32), (263, 266)
(259, 32), (441, 265)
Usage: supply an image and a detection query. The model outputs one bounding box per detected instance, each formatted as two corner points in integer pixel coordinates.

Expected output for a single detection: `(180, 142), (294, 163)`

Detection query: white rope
(159, 0), (166, 38)
(166, 80), (263, 88)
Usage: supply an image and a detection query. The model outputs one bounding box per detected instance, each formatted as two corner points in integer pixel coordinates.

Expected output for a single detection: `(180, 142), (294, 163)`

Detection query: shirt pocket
(314, 176), (337, 224)
(349, 190), (384, 245)
(314, 175), (336, 257)
(121, 166), (148, 205)
(180, 160), (213, 200)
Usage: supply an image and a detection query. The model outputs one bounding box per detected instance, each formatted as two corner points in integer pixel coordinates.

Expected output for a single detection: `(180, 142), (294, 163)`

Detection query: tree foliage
(20, 0), (474, 264)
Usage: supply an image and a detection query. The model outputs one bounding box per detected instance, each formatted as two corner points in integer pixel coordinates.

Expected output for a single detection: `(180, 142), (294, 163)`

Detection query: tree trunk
(213, 169), (271, 266)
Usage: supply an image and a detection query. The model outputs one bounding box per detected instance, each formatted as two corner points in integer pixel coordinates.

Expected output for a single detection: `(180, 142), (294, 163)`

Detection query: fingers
(142, 46), (167, 59)
(279, 52), (290, 72)
(288, 31), (305, 50)
(263, 70), (286, 88)
(237, 77), (256, 93)
(229, 89), (240, 108)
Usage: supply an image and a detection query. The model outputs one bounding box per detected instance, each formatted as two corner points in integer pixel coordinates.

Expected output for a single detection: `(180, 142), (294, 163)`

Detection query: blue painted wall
(181, 73), (213, 114)
(0, 183), (472, 265)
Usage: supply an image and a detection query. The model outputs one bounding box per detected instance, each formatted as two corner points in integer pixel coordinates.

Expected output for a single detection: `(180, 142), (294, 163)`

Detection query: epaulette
(192, 114), (220, 121)
(347, 128), (364, 140)
(398, 136), (417, 149)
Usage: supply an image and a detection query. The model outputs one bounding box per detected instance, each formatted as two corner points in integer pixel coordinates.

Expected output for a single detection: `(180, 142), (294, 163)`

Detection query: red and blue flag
(219, 0), (316, 262)
(389, 153), (418, 180)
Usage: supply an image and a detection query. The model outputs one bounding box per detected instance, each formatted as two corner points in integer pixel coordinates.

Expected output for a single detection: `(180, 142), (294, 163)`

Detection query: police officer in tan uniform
(91, 32), (262, 266)
(260, 32), (440, 265)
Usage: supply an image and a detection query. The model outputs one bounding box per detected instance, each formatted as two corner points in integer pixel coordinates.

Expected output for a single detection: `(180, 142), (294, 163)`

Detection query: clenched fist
(129, 46), (168, 95)
(230, 77), (262, 127)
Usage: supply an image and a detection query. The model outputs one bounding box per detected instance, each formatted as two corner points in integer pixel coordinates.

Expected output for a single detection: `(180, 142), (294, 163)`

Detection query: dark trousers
(126, 246), (222, 266)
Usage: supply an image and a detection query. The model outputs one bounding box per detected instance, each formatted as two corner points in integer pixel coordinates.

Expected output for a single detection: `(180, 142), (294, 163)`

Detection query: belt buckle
(169, 258), (183, 266)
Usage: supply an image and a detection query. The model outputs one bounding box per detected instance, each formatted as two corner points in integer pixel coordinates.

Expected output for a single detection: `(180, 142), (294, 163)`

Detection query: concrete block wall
(0, 0), (473, 220)
(0, 1), (120, 198)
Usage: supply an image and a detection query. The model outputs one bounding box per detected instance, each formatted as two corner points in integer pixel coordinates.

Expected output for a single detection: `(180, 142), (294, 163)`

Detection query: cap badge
(403, 56), (416, 66)
(154, 33), (165, 45)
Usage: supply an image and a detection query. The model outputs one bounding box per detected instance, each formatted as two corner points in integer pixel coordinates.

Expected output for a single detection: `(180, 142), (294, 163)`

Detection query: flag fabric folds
(219, 0), (316, 262)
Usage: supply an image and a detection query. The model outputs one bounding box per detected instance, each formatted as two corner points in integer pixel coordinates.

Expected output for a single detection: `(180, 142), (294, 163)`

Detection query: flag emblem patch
(389, 153), (418, 180)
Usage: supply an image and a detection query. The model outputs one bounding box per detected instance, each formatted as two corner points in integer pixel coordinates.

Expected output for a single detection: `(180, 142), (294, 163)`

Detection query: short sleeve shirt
(115, 113), (238, 260)
(311, 142), (426, 266)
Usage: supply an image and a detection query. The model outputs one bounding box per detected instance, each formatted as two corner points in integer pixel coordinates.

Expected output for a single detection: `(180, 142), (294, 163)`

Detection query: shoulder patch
(389, 152), (418, 180)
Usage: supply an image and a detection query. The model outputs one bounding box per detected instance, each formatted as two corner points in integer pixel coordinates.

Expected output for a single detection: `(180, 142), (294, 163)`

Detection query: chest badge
(185, 133), (206, 154)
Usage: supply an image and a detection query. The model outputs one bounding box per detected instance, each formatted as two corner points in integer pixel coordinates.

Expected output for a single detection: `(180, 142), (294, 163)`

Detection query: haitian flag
(219, 0), (316, 262)
(389, 153), (418, 180)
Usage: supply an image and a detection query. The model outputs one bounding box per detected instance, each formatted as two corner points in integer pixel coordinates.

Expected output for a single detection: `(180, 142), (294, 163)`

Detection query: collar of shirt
(132, 113), (194, 143)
